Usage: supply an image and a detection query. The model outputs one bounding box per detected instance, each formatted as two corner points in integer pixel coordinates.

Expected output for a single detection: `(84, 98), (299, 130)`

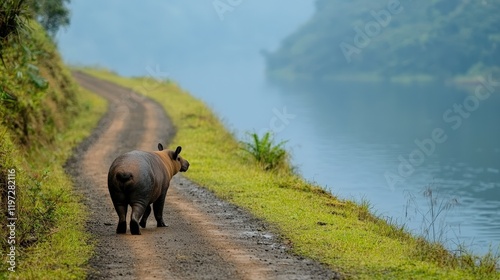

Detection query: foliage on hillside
(1, 23), (78, 146)
(0, 0), (74, 146)
(265, 0), (500, 85)
(1, 2), (103, 278)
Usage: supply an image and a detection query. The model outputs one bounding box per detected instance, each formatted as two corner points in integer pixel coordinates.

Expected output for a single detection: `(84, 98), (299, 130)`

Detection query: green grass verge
(0, 88), (106, 279)
(81, 68), (499, 279)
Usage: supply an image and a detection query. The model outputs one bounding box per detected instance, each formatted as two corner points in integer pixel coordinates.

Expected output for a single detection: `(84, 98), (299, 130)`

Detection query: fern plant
(241, 131), (289, 171)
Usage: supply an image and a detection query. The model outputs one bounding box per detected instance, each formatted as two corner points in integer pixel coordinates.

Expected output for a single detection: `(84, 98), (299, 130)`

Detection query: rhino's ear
(174, 146), (182, 159)
(158, 143), (164, 151)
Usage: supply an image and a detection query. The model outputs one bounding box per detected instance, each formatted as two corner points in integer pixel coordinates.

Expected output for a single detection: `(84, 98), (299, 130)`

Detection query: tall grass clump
(406, 184), (500, 274)
(410, 185), (459, 244)
(0, 0), (31, 63)
(240, 131), (289, 171)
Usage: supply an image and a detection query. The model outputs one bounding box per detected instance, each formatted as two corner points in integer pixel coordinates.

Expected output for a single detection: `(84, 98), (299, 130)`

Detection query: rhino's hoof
(157, 221), (168, 227)
(139, 220), (147, 228)
(116, 222), (127, 234)
(130, 220), (141, 235)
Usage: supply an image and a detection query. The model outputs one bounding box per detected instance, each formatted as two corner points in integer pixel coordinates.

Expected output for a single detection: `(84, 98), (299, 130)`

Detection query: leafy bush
(240, 131), (289, 171)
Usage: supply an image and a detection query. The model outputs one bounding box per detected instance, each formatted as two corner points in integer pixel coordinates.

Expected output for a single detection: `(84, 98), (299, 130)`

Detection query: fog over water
(58, 1), (500, 254)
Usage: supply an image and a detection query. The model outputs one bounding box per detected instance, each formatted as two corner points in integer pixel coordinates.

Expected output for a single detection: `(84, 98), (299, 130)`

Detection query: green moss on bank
(82, 68), (499, 279)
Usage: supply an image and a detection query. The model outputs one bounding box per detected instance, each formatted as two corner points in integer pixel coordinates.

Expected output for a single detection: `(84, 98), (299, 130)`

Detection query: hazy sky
(57, 1), (315, 77)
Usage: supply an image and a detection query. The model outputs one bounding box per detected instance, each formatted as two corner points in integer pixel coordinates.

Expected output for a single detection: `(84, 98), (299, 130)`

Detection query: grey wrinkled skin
(108, 144), (189, 235)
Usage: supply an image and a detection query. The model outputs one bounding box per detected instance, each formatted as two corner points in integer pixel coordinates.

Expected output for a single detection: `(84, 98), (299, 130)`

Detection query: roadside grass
(0, 87), (106, 279)
(81, 68), (500, 279)
(0, 18), (107, 278)
(16, 88), (106, 279)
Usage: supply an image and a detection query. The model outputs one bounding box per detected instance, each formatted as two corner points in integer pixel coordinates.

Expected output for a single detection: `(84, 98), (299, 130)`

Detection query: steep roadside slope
(1, 22), (104, 278)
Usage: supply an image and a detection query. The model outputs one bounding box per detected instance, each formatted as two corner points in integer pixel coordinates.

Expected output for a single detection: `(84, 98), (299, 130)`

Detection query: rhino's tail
(116, 172), (133, 183)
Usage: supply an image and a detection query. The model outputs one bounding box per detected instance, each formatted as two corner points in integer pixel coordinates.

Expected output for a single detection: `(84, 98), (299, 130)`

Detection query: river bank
(81, 67), (500, 279)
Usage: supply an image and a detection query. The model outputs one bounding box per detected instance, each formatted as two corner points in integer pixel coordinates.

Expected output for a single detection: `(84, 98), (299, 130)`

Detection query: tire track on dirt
(69, 71), (170, 279)
(67, 72), (341, 279)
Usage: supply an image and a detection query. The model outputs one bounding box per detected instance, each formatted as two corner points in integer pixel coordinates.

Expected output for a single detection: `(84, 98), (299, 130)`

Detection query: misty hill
(265, 0), (500, 86)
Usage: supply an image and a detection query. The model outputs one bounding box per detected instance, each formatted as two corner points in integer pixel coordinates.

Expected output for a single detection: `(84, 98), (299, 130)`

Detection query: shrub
(240, 131), (289, 171)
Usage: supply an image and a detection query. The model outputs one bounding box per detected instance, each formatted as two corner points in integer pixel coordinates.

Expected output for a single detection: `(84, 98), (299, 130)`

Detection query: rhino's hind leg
(130, 220), (140, 235)
(130, 204), (146, 235)
(139, 205), (152, 228)
(115, 205), (128, 234)
(117, 221), (127, 234)
(153, 197), (167, 227)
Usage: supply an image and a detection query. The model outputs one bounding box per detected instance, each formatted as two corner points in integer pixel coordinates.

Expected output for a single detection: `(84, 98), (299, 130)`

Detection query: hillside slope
(265, 0), (500, 85)
(0, 21), (106, 278)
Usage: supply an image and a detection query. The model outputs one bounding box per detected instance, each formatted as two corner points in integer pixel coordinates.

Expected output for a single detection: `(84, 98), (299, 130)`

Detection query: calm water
(171, 60), (500, 255)
(58, 1), (500, 254)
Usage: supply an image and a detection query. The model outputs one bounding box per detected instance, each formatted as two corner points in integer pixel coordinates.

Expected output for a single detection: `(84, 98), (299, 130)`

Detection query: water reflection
(276, 81), (500, 253)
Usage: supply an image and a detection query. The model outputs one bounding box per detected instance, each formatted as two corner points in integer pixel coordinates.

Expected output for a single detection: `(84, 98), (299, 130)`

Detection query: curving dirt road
(66, 72), (341, 280)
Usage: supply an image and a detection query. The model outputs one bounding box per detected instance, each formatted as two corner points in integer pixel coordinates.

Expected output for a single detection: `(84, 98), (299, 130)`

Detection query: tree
(29, 0), (71, 37)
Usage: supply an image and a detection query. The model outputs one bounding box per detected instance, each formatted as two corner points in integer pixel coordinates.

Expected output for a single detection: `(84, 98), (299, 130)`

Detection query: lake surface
(58, 1), (500, 254)
(170, 59), (500, 255)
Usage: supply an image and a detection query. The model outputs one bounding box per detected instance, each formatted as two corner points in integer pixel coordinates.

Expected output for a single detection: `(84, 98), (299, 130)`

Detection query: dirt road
(66, 72), (341, 279)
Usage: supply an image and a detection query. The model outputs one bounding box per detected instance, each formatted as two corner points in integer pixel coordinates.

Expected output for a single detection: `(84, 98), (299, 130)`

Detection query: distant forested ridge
(265, 0), (500, 85)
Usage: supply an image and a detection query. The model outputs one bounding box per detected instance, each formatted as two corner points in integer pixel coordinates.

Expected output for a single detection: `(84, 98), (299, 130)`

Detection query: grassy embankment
(0, 21), (107, 279)
(82, 68), (499, 279)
